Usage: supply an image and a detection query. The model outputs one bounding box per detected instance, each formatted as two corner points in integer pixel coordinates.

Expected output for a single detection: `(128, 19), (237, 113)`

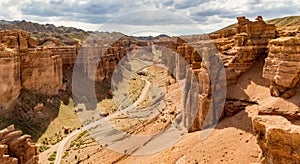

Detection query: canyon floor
(40, 57), (280, 164)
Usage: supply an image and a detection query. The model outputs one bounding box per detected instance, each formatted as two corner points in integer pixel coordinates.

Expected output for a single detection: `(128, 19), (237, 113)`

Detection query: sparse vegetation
(129, 75), (146, 103)
(36, 98), (81, 144)
(48, 151), (57, 161)
(38, 145), (50, 153)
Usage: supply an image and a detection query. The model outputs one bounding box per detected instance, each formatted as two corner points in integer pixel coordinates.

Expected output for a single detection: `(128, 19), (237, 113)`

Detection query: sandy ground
(80, 60), (269, 164)
(47, 56), (300, 164)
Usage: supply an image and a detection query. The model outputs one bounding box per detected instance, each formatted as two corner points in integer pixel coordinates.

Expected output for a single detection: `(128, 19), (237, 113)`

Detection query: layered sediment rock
(0, 30), (76, 110)
(20, 48), (63, 95)
(263, 36), (300, 98)
(253, 116), (300, 163)
(0, 125), (38, 164)
(0, 48), (21, 110)
(0, 31), (63, 102)
(218, 16), (276, 85)
(188, 16), (277, 132)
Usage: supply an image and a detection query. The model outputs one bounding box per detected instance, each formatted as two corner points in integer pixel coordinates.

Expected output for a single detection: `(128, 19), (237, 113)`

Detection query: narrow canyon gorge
(0, 15), (300, 163)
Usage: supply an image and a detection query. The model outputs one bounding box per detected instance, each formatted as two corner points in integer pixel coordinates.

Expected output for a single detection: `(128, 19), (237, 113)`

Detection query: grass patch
(37, 98), (81, 145)
(97, 99), (118, 114)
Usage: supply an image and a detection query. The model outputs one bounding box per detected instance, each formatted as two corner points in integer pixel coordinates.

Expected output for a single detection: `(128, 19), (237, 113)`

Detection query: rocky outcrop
(217, 16), (276, 85)
(0, 30), (151, 111)
(0, 125), (38, 164)
(188, 16), (277, 132)
(0, 30), (79, 110)
(253, 116), (300, 163)
(263, 36), (300, 98)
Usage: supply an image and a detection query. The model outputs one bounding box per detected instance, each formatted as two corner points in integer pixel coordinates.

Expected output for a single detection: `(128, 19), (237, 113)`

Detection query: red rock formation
(0, 125), (38, 164)
(263, 36), (300, 98)
(0, 48), (21, 111)
(0, 30), (76, 110)
(221, 16), (276, 84)
(20, 48), (63, 95)
(253, 116), (300, 163)
(188, 16), (277, 132)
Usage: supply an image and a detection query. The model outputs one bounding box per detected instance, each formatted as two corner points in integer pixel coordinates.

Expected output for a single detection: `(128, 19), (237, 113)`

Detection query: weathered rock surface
(188, 16), (277, 132)
(0, 30), (65, 111)
(217, 16), (276, 85)
(20, 48), (63, 94)
(0, 48), (21, 111)
(253, 116), (300, 163)
(0, 125), (38, 164)
(263, 36), (300, 97)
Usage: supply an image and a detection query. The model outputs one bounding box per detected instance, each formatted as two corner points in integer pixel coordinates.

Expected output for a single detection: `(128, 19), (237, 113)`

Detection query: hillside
(213, 15), (300, 33)
(0, 20), (86, 33)
(266, 16), (300, 30)
(0, 20), (89, 45)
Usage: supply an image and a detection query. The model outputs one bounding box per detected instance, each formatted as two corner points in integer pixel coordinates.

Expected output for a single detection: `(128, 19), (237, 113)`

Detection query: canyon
(0, 15), (299, 163)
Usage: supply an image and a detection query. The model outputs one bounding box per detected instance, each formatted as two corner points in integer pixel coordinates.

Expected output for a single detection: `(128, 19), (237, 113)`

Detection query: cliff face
(253, 30), (300, 162)
(186, 16), (277, 132)
(20, 48), (63, 95)
(263, 36), (300, 98)
(0, 125), (38, 164)
(0, 30), (85, 106)
(0, 30), (68, 110)
(0, 30), (150, 111)
(0, 47), (20, 110)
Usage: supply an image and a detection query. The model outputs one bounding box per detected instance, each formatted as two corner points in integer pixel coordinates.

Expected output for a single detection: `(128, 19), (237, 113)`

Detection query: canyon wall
(186, 16), (277, 132)
(20, 48), (63, 95)
(0, 47), (20, 110)
(150, 16), (278, 132)
(216, 16), (277, 84)
(0, 30), (70, 110)
(0, 30), (151, 111)
(253, 24), (300, 163)
(263, 36), (300, 98)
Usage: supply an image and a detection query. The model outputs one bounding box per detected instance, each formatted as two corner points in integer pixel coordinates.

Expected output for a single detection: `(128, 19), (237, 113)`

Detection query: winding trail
(54, 79), (151, 164)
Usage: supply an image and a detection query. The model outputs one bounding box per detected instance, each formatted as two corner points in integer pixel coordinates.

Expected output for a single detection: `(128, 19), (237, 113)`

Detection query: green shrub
(48, 151), (57, 161)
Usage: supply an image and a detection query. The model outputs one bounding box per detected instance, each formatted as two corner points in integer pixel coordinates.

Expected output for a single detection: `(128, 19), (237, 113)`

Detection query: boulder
(0, 125), (38, 164)
(253, 116), (300, 163)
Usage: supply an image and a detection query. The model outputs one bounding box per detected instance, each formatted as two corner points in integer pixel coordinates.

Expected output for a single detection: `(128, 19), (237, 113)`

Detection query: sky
(0, 0), (299, 36)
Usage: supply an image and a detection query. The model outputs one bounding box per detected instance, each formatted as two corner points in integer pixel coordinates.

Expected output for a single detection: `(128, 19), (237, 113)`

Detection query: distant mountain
(0, 20), (129, 46)
(0, 20), (93, 46)
(0, 20), (86, 34)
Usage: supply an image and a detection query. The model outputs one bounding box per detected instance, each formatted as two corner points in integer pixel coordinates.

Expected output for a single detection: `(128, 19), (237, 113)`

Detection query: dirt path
(53, 79), (151, 164)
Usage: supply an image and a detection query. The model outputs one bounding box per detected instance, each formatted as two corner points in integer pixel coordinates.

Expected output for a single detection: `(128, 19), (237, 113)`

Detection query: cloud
(0, 0), (298, 34)
(173, 0), (207, 9)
